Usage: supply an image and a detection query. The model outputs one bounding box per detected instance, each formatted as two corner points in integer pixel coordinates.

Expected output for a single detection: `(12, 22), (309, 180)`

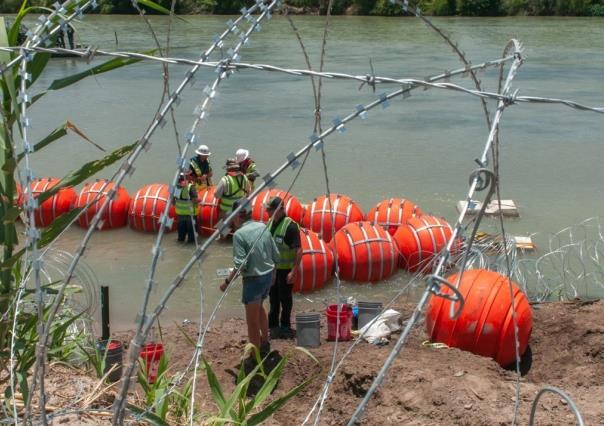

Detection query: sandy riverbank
(33, 299), (604, 424)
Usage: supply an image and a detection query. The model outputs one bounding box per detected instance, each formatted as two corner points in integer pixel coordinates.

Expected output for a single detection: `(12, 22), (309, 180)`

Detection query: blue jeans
(242, 272), (273, 305)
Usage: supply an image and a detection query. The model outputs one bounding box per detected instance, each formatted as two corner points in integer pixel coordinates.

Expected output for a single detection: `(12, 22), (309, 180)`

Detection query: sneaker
(280, 326), (296, 340)
(269, 327), (283, 340)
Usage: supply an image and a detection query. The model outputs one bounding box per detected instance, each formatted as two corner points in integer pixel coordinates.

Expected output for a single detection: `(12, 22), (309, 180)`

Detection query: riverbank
(3, 1), (604, 16)
(33, 299), (604, 424)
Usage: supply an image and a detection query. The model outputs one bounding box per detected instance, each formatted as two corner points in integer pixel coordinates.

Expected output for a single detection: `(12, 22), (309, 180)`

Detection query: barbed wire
(4, 45), (604, 117)
(346, 38), (524, 424)
(4, 0), (602, 423)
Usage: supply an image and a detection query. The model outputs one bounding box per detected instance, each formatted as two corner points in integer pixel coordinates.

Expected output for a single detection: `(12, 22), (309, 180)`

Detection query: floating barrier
(76, 180), (130, 230)
(393, 215), (455, 273)
(26, 177), (77, 228)
(197, 186), (221, 235)
(303, 193), (365, 243)
(367, 197), (422, 235)
(332, 221), (398, 282)
(128, 184), (176, 233)
(294, 228), (334, 293)
(251, 188), (304, 224)
(426, 269), (533, 367)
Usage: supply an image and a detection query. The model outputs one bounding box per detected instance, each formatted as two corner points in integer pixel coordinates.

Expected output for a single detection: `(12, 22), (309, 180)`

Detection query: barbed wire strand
(529, 386), (585, 426)
(345, 38), (524, 425)
(112, 2), (281, 423)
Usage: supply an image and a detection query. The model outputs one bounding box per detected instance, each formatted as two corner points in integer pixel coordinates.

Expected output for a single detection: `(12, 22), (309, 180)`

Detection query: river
(20, 14), (604, 329)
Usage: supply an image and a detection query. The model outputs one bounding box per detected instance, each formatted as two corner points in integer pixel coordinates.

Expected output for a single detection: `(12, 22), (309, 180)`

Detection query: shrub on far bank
(432, 0), (457, 15)
(589, 4), (604, 15)
(456, 0), (501, 15)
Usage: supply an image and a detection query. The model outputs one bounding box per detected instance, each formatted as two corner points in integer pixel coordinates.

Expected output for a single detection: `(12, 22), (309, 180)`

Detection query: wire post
(101, 286), (110, 340)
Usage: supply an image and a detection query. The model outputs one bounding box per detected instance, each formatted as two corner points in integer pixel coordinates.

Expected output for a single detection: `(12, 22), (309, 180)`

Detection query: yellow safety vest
(270, 217), (298, 270)
(219, 174), (248, 213)
(175, 184), (195, 216)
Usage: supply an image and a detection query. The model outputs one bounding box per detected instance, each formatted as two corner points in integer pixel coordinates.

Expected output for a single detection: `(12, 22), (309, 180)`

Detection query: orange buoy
(128, 184), (176, 233)
(76, 180), (130, 230)
(251, 189), (304, 224)
(197, 186), (221, 235)
(368, 198), (423, 235)
(294, 228), (334, 293)
(332, 221), (398, 282)
(393, 215), (455, 273)
(426, 269), (533, 367)
(26, 177), (76, 227)
(302, 194), (365, 243)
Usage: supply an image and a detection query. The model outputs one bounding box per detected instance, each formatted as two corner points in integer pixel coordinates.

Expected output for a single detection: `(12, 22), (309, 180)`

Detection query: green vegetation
(0, 1), (144, 416)
(2, 0), (604, 15)
(202, 344), (319, 426)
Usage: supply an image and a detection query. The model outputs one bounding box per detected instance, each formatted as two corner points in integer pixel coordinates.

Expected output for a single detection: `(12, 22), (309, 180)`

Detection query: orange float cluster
(16, 179), (461, 290)
(16, 179), (533, 366)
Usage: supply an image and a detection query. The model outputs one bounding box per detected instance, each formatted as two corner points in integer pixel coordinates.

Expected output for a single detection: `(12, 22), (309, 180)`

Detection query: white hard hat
(235, 148), (249, 163)
(195, 145), (211, 156)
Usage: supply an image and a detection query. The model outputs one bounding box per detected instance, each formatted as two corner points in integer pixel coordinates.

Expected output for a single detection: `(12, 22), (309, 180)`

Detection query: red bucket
(140, 343), (164, 384)
(326, 304), (352, 341)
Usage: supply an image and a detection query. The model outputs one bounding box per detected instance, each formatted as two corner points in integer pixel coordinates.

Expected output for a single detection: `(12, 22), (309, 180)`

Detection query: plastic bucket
(296, 313), (321, 348)
(96, 339), (123, 382)
(326, 304), (352, 341)
(358, 301), (383, 330)
(140, 343), (164, 384)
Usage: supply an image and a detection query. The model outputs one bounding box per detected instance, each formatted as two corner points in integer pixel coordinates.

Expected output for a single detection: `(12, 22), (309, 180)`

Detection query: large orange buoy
(426, 269), (533, 367)
(25, 177), (77, 227)
(294, 228), (334, 293)
(302, 194), (365, 243)
(128, 184), (176, 233)
(367, 198), (423, 235)
(197, 186), (221, 235)
(251, 189), (304, 224)
(393, 215), (455, 273)
(332, 221), (398, 282)
(76, 180), (130, 230)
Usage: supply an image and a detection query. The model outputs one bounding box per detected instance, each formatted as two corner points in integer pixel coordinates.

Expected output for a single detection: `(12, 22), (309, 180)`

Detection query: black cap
(264, 196), (284, 211)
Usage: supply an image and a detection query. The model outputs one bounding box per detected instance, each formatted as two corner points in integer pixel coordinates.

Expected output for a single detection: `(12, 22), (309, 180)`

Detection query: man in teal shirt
(220, 199), (279, 358)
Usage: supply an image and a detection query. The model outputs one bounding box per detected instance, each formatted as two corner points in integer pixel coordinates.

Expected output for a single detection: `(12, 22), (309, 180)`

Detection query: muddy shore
(39, 299), (604, 424)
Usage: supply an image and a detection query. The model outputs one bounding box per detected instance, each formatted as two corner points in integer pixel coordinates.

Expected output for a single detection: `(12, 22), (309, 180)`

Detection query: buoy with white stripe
(26, 177), (77, 227)
(393, 215), (454, 273)
(128, 184), (176, 233)
(294, 228), (334, 293)
(197, 186), (221, 235)
(302, 194), (365, 243)
(76, 180), (130, 230)
(251, 188), (304, 224)
(426, 269), (533, 367)
(368, 197), (423, 235)
(332, 221), (398, 282)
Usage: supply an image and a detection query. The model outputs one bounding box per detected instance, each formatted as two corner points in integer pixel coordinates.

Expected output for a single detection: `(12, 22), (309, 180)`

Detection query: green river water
(18, 15), (604, 329)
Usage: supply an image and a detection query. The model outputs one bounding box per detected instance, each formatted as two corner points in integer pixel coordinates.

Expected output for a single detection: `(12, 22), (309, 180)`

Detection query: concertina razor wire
(3, 0), (600, 423)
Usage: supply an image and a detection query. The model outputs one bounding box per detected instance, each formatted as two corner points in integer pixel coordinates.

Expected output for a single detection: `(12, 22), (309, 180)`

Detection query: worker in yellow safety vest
(214, 158), (250, 217)
(174, 173), (198, 243)
(265, 196), (302, 340)
(236, 148), (259, 190)
(189, 144), (213, 190)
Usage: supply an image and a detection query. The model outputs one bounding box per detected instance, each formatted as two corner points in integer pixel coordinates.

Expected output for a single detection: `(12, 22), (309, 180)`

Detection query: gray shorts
(242, 272), (273, 305)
